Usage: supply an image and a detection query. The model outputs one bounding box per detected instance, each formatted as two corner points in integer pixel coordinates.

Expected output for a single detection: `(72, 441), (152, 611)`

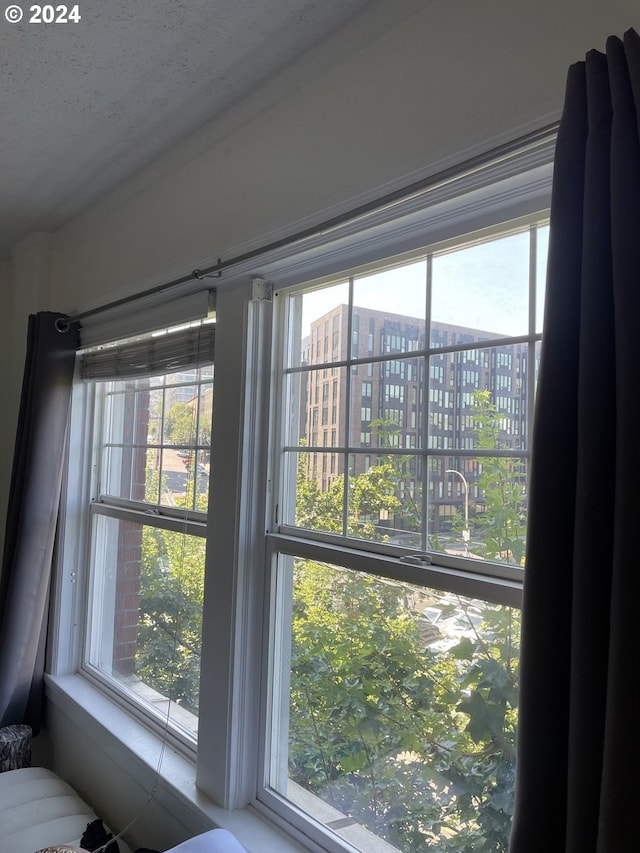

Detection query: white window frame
(55, 321), (216, 748)
(256, 222), (549, 849)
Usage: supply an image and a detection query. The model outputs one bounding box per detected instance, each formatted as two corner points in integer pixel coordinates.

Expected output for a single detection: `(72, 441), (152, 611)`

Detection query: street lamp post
(445, 468), (470, 555)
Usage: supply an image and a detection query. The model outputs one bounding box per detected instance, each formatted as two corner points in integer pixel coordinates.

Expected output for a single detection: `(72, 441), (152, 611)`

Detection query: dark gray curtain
(510, 30), (640, 853)
(0, 312), (78, 733)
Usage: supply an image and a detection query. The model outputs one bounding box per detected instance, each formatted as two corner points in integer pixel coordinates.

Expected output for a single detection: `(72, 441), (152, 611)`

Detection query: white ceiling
(0, 0), (392, 258)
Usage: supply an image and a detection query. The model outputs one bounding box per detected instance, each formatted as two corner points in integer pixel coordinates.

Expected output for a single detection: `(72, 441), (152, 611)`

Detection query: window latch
(399, 553), (432, 566)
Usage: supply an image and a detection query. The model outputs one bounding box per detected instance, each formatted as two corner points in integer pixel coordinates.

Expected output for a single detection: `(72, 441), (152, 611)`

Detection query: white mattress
(0, 767), (132, 853)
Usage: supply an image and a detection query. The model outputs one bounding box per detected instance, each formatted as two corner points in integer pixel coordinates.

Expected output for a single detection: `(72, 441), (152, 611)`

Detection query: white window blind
(79, 320), (215, 381)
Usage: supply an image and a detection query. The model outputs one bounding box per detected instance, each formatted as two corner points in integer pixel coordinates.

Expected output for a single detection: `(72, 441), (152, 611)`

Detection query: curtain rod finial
(193, 268), (221, 281)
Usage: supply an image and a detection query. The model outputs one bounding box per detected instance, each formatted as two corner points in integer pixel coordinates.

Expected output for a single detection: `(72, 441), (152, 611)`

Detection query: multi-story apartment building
(301, 304), (533, 537)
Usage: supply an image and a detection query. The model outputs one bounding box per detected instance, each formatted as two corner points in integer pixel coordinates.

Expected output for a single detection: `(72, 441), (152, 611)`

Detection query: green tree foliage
(295, 450), (400, 540)
(164, 401), (198, 445)
(130, 413), (521, 851)
(470, 390), (527, 566)
(290, 442), (520, 852)
(164, 399), (212, 448)
(136, 518), (205, 715)
(370, 418), (422, 535)
(134, 470), (206, 715)
(130, 390), (211, 714)
(289, 565), (519, 851)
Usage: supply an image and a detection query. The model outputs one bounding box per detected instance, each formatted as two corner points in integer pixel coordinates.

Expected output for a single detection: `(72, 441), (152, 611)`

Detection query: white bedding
(0, 767), (247, 853)
(0, 766), (133, 853)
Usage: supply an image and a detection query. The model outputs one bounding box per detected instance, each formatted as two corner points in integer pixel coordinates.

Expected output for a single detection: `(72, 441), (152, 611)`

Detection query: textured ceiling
(0, 0), (383, 257)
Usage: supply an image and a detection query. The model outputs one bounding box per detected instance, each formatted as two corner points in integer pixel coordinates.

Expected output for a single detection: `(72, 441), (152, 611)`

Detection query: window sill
(98, 668), (200, 742)
(45, 674), (309, 853)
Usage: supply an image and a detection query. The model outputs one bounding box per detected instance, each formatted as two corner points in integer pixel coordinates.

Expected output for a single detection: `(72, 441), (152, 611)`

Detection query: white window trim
(49, 147), (553, 853)
(196, 280), (274, 809)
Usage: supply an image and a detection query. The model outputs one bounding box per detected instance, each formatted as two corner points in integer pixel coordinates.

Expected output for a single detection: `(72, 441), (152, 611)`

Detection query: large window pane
(87, 514), (204, 737)
(280, 224), (542, 556)
(285, 367), (348, 448)
(347, 452), (422, 549)
(350, 358), (424, 450)
(270, 557), (520, 853)
(102, 383), (153, 502)
(428, 455), (528, 566)
(428, 347), (529, 453)
(352, 260), (427, 326)
(291, 282), (350, 369)
(431, 231), (530, 342)
(289, 451), (345, 534)
(197, 381), (214, 447)
(101, 369), (212, 509)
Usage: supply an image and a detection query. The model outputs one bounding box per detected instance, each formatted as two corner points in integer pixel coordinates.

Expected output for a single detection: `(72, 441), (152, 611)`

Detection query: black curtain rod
(58, 121), (559, 332)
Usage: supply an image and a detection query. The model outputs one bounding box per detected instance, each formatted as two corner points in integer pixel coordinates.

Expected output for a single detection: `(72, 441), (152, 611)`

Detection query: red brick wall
(112, 385), (149, 675)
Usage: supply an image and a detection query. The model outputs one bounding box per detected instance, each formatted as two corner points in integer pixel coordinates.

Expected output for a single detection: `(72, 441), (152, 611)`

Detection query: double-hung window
(70, 318), (215, 740)
(262, 219), (548, 853)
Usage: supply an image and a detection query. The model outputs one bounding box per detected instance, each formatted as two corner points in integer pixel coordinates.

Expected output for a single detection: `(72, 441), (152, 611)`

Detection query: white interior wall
(0, 235), (54, 563)
(44, 701), (202, 851)
(49, 0), (638, 313)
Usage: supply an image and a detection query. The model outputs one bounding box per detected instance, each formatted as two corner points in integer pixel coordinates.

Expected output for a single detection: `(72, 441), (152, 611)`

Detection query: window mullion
(423, 253), (433, 551)
(342, 277), (354, 537)
(197, 281), (272, 809)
